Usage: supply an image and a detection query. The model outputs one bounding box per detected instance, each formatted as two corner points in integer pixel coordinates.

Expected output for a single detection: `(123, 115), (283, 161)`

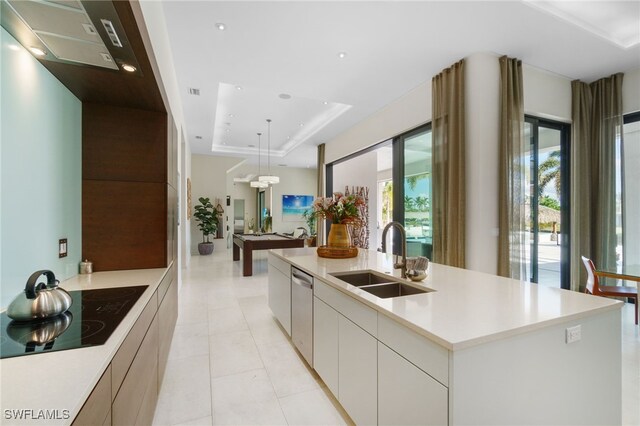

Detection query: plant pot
(198, 242), (214, 255)
(327, 224), (351, 248)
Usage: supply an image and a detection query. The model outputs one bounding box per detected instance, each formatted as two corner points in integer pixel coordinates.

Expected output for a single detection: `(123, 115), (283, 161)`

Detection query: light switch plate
(59, 238), (68, 258)
(566, 325), (581, 344)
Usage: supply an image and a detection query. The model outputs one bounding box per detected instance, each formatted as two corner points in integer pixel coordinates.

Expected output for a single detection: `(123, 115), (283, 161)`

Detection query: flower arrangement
(313, 192), (364, 225)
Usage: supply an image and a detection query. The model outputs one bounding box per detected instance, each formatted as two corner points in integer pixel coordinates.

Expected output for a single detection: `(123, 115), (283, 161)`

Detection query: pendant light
(258, 119), (280, 184)
(250, 132), (268, 188)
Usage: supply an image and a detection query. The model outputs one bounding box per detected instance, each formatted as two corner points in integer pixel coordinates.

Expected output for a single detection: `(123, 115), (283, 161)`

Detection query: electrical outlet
(566, 325), (581, 344)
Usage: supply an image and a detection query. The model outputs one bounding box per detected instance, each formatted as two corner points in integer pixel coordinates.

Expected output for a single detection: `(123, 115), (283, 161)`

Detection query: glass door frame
(324, 122), (432, 255)
(525, 115), (571, 289)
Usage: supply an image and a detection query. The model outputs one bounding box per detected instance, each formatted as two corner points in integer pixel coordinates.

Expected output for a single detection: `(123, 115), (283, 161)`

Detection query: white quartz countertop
(271, 248), (622, 351)
(0, 267), (169, 425)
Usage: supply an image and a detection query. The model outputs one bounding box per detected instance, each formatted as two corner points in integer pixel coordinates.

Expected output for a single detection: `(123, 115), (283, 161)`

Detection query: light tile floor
(153, 248), (351, 426)
(154, 247), (640, 426)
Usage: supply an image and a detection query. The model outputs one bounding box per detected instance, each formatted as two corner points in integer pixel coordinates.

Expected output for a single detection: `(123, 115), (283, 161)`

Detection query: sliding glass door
(617, 112), (640, 274)
(398, 126), (432, 259)
(524, 117), (570, 288)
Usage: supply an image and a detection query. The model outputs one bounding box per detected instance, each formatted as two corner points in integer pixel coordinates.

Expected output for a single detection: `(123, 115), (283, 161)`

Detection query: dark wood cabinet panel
(83, 103), (167, 183)
(83, 180), (167, 271)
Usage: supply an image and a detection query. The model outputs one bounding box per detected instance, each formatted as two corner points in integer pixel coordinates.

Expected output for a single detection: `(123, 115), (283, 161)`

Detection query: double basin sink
(329, 270), (433, 299)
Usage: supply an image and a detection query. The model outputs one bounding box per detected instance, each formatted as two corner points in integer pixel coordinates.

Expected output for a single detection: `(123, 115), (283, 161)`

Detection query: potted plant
(193, 197), (218, 255)
(302, 208), (317, 247)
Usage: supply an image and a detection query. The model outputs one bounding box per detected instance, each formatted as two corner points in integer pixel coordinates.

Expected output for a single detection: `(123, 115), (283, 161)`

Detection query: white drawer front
(314, 279), (377, 337)
(268, 253), (291, 277)
(378, 313), (449, 386)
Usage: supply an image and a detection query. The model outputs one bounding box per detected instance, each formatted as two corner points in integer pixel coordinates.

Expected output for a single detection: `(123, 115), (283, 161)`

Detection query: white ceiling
(162, 1), (640, 169)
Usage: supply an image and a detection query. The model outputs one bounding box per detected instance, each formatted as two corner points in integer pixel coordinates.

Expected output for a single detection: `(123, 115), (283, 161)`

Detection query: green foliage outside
(539, 195), (560, 211)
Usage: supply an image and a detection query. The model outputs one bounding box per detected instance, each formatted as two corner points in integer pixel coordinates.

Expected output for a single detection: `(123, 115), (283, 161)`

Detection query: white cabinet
(268, 260), (291, 335)
(339, 316), (377, 426)
(313, 296), (339, 396)
(378, 343), (448, 426)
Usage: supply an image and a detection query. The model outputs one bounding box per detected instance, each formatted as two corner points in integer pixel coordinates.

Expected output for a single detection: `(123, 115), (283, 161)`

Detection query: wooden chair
(581, 256), (638, 325)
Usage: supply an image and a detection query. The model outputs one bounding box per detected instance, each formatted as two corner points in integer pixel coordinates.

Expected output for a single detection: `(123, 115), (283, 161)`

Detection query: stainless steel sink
(330, 270), (432, 299)
(358, 282), (430, 299)
(330, 271), (395, 287)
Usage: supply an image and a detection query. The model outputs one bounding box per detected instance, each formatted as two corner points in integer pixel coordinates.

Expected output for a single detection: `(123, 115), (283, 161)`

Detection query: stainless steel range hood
(1, 0), (142, 75)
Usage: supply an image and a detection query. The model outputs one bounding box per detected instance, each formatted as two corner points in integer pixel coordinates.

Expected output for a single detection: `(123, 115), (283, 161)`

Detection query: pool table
(233, 233), (304, 276)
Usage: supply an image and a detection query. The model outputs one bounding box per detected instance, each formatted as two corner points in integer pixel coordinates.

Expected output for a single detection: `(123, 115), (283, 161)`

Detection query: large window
(616, 112), (640, 275)
(524, 116), (570, 289)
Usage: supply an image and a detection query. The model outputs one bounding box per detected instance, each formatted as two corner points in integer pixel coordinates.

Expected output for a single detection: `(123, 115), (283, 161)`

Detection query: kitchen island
(268, 247), (622, 425)
(0, 265), (177, 425)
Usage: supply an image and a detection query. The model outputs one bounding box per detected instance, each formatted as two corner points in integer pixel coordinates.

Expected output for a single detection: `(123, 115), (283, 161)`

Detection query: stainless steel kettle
(7, 270), (73, 321)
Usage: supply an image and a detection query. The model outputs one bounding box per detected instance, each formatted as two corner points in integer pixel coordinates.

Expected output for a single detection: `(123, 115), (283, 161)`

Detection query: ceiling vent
(188, 88), (201, 96)
(100, 19), (122, 48)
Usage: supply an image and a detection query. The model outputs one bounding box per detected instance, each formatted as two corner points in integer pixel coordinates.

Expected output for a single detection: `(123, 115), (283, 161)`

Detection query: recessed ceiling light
(337, 51), (347, 59)
(8, 44), (20, 51)
(215, 23), (226, 31)
(225, 129), (230, 132)
(323, 101), (329, 105)
(223, 142), (227, 145)
(121, 64), (136, 72)
(286, 136), (290, 140)
(235, 85), (242, 91)
(299, 123), (304, 127)
(29, 47), (46, 56)
(279, 93), (292, 100)
(228, 114), (234, 118)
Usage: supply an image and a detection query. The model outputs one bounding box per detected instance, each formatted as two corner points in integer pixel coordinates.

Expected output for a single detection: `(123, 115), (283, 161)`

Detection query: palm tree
(406, 173), (429, 191)
(381, 182), (393, 224)
(404, 195), (416, 212)
(538, 150), (561, 198)
(415, 196), (430, 212)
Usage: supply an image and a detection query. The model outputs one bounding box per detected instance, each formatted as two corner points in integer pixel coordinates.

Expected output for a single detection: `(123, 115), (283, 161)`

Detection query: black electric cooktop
(0, 285), (148, 359)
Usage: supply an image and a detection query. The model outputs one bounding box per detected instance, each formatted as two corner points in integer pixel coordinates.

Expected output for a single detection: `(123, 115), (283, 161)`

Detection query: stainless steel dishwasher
(291, 267), (313, 366)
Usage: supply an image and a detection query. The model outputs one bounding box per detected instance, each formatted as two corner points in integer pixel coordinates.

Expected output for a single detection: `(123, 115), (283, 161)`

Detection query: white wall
(226, 164), (317, 236)
(180, 135), (192, 272)
(1, 31), (82, 308)
(523, 64), (571, 122)
(465, 53), (501, 274)
(191, 154), (245, 253)
(623, 68), (640, 114)
(266, 167), (317, 234)
(333, 151), (378, 250)
(326, 81), (432, 164)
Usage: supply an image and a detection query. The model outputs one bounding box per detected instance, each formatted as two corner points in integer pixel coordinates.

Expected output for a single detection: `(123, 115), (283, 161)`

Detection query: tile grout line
(237, 293), (291, 425)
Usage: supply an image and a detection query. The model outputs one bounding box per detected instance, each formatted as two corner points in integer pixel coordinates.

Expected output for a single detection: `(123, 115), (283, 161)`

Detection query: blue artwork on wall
(282, 195), (314, 222)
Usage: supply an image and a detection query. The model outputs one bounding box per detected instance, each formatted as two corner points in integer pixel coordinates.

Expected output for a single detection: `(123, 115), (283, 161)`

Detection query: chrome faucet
(381, 222), (408, 279)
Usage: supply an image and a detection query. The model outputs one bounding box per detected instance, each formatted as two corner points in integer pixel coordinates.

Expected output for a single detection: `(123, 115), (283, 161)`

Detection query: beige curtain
(497, 56), (527, 279)
(316, 143), (326, 246)
(571, 73), (623, 291)
(432, 60), (465, 268)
